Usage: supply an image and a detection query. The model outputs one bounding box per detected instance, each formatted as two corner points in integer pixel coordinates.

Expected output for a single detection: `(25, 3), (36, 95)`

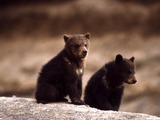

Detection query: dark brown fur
(35, 33), (90, 105)
(84, 54), (137, 110)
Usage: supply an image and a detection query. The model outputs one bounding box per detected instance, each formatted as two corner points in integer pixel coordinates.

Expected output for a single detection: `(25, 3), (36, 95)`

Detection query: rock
(0, 97), (159, 120)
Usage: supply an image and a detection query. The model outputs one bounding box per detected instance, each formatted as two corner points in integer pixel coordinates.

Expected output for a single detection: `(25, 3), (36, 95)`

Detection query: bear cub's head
(114, 54), (137, 84)
(63, 33), (90, 60)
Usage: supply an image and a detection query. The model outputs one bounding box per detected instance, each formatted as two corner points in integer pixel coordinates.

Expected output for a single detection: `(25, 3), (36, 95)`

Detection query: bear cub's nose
(82, 50), (88, 56)
(132, 79), (137, 84)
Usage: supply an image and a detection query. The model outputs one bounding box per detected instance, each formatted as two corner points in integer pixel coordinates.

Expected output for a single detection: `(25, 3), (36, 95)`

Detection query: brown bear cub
(35, 33), (90, 105)
(84, 54), (137, 110)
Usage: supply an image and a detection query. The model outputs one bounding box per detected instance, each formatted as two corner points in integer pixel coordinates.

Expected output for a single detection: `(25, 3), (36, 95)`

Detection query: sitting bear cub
(84, 54), (137, 110)
(35, 33), (90, 105)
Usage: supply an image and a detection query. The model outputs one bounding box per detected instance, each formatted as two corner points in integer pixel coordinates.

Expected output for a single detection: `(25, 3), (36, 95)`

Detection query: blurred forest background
(0, 0), (160, 117)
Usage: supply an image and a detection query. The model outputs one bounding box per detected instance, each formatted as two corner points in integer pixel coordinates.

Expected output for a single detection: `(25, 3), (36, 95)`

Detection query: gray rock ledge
(0, 97), (159, 120)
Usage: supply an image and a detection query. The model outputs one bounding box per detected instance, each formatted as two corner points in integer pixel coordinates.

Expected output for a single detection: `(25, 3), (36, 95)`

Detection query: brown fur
(35, 33), (90, 105)
(84, 54), (137, 110)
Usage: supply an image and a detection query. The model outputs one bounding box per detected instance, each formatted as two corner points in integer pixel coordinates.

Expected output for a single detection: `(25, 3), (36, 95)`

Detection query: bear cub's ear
(116, 54), (123, 63)
(63, 34), (70, 43)
(84, 32), (90, 39)
(130, 57), (135, 62)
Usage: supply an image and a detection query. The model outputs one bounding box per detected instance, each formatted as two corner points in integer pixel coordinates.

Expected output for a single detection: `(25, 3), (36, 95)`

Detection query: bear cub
(35, 33), (90, 105)
(84, 54), (137, 110)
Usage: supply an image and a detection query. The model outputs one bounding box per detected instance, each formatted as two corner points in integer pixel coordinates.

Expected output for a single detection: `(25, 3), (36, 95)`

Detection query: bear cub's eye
(127, 70), (132, 74)
(74, 44), (81, 48)
(85, 44), (88, 47)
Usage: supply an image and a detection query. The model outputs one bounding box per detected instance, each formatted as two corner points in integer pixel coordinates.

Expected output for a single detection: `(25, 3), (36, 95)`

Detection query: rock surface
(0, 97), (159, 120)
